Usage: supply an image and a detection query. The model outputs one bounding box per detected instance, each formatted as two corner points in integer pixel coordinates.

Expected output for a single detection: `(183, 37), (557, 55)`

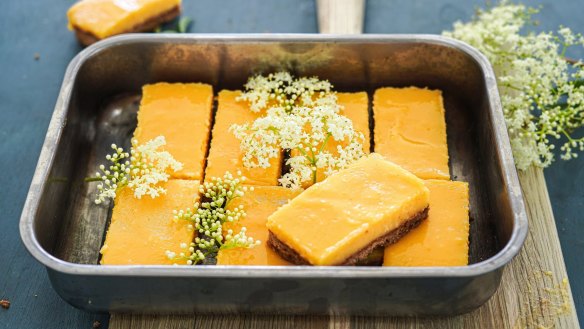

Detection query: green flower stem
(296, 146), (319, 184)
(562, 129), (575, 143)
(319, 133), (332, 154)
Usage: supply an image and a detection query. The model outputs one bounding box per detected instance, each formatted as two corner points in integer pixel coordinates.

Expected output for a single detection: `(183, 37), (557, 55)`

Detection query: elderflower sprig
(90, 136), (183, 204)
(443, 1), (584, 169)
(231, 72), (365, 189)
(221, 227), (261, 250)
(237, 71), (335, 113)
(169, 172), (259, 265)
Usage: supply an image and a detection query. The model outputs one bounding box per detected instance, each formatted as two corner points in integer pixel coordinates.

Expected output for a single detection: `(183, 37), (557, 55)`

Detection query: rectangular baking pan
(20, 34), (528, 316)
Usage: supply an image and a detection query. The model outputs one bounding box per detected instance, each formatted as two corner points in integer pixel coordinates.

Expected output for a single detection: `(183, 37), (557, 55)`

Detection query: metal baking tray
(20, 34), (528, 316)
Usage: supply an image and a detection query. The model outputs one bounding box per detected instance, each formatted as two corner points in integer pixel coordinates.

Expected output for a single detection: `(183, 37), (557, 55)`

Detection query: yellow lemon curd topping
(133, 83), (213, 180)
(67, 0), (180, 39)
(100, 180), (199, 265)
(217, 186), (300, 266)
(266, 153), (430, 266)
(373, 87), (450, 180)
(384, 179), (470, 266)
(335, 92), (371, 153)
(205, 90), (282, 185)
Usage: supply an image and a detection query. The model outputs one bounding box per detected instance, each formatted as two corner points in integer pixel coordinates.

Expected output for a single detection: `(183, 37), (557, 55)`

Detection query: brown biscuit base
(73, 5), (181, 46)
(267, 207), (429, 266)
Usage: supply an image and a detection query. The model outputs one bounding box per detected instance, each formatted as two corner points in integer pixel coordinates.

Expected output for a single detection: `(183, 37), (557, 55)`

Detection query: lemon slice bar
(266, 153), (430, 266)
(337, 92), (371, 153)
(67, 0), (181, 45)
(373, 87), (450, 180)
(205, 90), (282, 185)
(133, 82), (213, 181)
(100, 180), (199, 265)
(217, 186), (300, 266)
(384, 179), (470, 266)
(290, 92), (371, 186)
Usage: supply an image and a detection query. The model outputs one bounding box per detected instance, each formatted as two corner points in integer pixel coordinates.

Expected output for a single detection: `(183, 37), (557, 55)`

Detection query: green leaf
(153, 16), (192, 34)
(177, 17), (193, 33)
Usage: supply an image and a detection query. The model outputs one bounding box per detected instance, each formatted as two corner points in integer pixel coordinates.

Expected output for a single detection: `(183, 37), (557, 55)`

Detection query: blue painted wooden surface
(0, 1), (581, 328)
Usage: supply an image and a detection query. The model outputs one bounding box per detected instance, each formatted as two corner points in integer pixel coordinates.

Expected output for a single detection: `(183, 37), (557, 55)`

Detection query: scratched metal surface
(21, 34), (525, 316)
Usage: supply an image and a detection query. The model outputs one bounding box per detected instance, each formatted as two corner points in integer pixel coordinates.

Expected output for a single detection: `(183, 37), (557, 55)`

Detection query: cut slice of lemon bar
(205, 90), (282, 185)
(133, 82), (213, 181)
(374, 87), (450, 180)
(217, 186), (301, 266)
(67, 0), (181, 45)
(100, 180), (199, 265)
(266, 153), (430, 266)
(290, 91), (371, 186)
(384, 179), (470, 267)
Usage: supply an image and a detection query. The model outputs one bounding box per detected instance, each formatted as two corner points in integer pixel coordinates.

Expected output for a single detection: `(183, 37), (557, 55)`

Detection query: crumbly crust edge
(267, 206), (430, 266)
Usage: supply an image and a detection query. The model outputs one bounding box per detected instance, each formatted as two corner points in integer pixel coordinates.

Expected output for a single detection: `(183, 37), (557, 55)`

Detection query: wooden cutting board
(110, 1), (579, 328)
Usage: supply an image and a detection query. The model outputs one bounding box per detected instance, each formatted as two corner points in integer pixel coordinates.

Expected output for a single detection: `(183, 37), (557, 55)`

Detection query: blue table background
(0, 1), (581, 328)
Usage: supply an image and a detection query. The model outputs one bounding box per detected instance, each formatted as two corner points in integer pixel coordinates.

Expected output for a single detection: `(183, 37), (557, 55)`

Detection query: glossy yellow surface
(383, 180), (469, 266)
(266, 153), (430, 266)
(383, 180), (470, 267)
(373, 87), (450, 180)
(134, 83), (213, 180)
(205, 90), (282, 185)
(217, 186), (300, 266)
(337, 92), (371, 153)
(67, 0), (180, 39)
(100, 180), (199, 265)
(291, 92), (370, 185)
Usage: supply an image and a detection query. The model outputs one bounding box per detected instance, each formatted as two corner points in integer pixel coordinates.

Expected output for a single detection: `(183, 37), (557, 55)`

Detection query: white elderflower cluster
(92, 136), (182, 204)
(93, 145), (130, 203)
(171, 172), (258, 265)
(237, 71), (335, 113)
(444, 1), (584, 169)
(221, 227), (261, 250)
(231, 72), (365, 189)
(165, 242), (200, 265)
